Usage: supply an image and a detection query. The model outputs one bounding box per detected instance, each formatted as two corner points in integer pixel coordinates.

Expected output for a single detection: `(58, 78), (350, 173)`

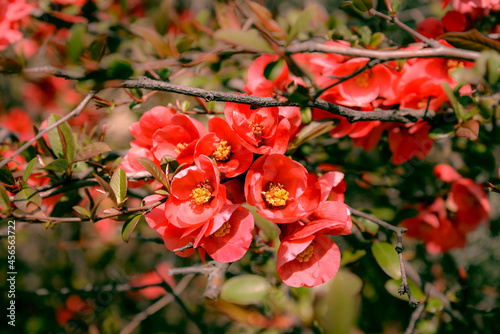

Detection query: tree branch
(0, 91), (96, 169)
(349, 207), (420, 308)
(120, 76), (440, 123)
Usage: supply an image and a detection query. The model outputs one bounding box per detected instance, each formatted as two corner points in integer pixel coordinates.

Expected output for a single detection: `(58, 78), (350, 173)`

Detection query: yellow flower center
(354, 70), (371, 87)
(190, 181), (213, 205)
(417, 98), (429, 109)
(175, 142), (189, 155)
(213, 221), (231, 237)
(296, 244), (314, 263)
(250, 121), (265, 136)
(213, 140), (232, 162)
(262, 182), (289, 208)
(446, 59), (464, 75)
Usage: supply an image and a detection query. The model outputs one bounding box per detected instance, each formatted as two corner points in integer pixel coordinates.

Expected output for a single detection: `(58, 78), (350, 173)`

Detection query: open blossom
(129, 106), (177, 148)
(224, 102), (290, 154)
(194, 117), (253, 178)
(245, 154), (322, 223)
(165, 155), (226, 228)
(244, 54), (292, 97)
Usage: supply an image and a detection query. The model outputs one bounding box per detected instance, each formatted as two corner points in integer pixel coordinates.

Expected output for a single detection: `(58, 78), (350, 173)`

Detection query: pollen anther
(262, 182), (289, 208)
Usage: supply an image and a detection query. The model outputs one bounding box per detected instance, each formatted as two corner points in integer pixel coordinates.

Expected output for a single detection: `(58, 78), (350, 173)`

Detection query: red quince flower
(129, 106), (176, 148)
(434, 163), (462, 183)
(196, 204), (255, 263)
(0, 107), (33, 141)
(276, 214), (350, 287)
(152, 114), (207, 165)
(447, 178), (490, 231)
(245, 154), (321, 223)
(388, 121), (434, 165)
(416, 17), (445, 40)
(128, 262), (175, 300)
(165, 155), (226, 228)
(244, 54), (292, 97)
(194, 117), (253, 178)
(224, 102), (290, 154)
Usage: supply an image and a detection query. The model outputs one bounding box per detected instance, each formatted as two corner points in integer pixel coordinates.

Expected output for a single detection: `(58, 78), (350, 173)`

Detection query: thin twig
(0, 91), (96, 170)
(168, 261), (229, 300)
(404, 301), (425, 334)
(369, 9), (443, 48)
(120, 275), (194, 334)
(349, 207), (420, 308)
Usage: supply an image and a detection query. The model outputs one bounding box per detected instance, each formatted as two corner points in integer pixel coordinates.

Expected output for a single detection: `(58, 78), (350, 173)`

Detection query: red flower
(0, 107), (33, 141)
(276, 212), (351, 287)
(196, 204), (254, 263)
(194, 117), (253, 178)
(128, 262), (175, 300)
(388, 121), (434, 165)
(244, 54), (292, 97)
(152, 114), (206, 165)
(164, 155), (226, 228)
(224, 102), (290, 154)
(416, 17), (445, 40)
(245, 154), (321, 223)
(129, 106), (176, 148)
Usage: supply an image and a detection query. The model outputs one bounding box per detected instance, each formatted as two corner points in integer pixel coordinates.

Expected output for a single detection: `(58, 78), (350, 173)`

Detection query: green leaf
(441, 29), (500, 52)
(129, 24), (173, 58)
(442, 82), (466, 120)
(352, 0), (373, 12)
(73, 142), (112, 162)
(288, 5), (317, 42)
(372, 241), (401, 280)
(426, 297), (444, 313)
(43, 159), (70, 173)
(0, 164), (15, 185)
(23, 158), (38, 182)
(340, 249), (367, 266)
(136, 157), (170, 190)
(214, 28), (273, 53)
(94, 174), (118, 205)
(0, 184), (11, 211)
(385, 278), (425, 301)
(47, 114), (75, 162)
(73, 205), (91, 218)
(475, 50), (500, 84)
(390, 0), (404, 13)
(105, 58), (134, 80)
(160, 155), (180, 175)
(288, 121), (335, 150)
(67, 23), (87, 63)
(89, 35), (107, 62)
(121, 215), (145, 243)
(13, 187), (42, 213)
(220, 275), (272, 305)
(263, 59), (284, 81)
(110, 168), (127, 206)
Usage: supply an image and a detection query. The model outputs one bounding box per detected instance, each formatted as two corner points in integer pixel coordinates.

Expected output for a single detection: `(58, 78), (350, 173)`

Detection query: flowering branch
(349, 207), (420, 308)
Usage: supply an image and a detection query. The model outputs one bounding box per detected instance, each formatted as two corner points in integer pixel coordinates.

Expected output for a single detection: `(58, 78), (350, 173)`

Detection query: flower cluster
(246, 46), (471, 165)
(124, 103), (351, 287)
(0, 0), (33, 51)
(401, 164), (490, 253)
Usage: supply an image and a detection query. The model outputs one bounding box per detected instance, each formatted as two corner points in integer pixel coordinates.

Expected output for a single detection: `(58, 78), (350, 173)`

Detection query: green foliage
(220, 275), (272, 305)
(372, 241), (401, 280)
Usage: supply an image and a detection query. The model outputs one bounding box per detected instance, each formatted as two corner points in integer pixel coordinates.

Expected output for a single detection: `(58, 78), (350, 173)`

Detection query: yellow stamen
(446, 59), (464, 75)
(354, 70), (371, 87)
(175, 142), (189, 155)
(213, 221), (231, 237)
(190, 182), (213, 205)
(213, 140), (232, 162)
(296, 244), (314, 263)
(250, 121), (265, 136)
(417, 99), (429, 109)
(262, 183), (289, 208)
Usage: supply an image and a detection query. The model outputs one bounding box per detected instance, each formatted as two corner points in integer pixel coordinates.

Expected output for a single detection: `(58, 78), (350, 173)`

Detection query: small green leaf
(442, 82), (466, 120)
(0, 164), (16, 185)
(95, 174), (118, 205)
(110, 168), (127, 206)
(43, 159), (70, 173)
(13, 187), (42, 213)
(220, 275), (272, 305)
(73, 142), (112, 162)
(390, 0), (404, 13)
(105, 58), (134, 80)
(47, 114), (75, 162)
(136, 157), (169, 190)
(121, 215), (145, 243)
(340, 249), (367, 266)
(23, 158), (38, 182)
(214, 28), (273, 53)
(288, 5), (317, 42)
(263, 59), (284, 81)
(67, 23), (87, 63)
(426, 297), (444, 313)
(372, 241), (401, 280)
(160, 156), (180, 175)
(385, 278), (425, 301)
(73, 205), (91, 218)
(352, 0), (373, 12)
(0, 184), (11, 211)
